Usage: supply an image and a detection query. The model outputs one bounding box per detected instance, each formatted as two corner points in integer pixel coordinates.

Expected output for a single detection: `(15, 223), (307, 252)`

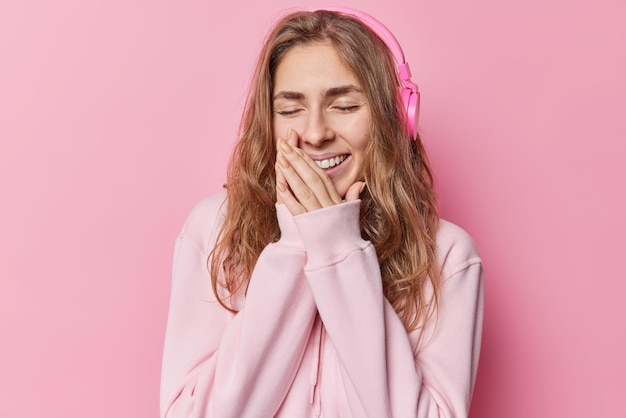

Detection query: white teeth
(315, 155), (347, 170)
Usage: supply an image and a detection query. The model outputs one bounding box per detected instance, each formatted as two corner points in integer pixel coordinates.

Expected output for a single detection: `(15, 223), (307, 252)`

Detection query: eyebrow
(273, 84), (363, 101)
(325, 85), (363, 97)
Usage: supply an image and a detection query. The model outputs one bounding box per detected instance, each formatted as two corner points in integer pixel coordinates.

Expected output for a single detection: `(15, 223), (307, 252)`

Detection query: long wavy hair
(209, 10), (440, 332)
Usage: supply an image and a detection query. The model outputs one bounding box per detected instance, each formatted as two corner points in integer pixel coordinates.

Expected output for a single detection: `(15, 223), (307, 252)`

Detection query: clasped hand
(275, 128), (365, 216)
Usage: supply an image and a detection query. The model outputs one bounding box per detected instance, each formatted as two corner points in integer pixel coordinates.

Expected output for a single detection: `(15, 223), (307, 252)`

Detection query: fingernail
(277, 182), (286, 192)
(286, 127), (292, 139)
(279, 139), (291, 153)
(359, 182), (367, 194)
(278, 154), (289, 168)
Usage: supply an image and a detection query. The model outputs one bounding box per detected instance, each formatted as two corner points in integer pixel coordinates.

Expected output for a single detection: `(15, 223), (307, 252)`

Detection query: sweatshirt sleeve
(160, 197), (318, 418)
(293, 201), (483, 418)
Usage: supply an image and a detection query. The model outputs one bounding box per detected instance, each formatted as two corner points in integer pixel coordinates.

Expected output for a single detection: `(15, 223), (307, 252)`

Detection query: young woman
(160, 8), (483, 418)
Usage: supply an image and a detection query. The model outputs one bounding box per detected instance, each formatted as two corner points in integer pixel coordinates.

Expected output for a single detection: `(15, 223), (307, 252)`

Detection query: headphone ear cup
(401, 87), (420, 139)
(312, 7), (421, 140)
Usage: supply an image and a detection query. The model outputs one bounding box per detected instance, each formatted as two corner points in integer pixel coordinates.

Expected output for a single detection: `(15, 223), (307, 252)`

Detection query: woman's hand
(275, 128), (365, 216)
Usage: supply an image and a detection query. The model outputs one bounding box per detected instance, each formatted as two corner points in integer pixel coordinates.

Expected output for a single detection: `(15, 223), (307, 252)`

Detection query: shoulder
(436, 219), (482, 280)
(178, 192), (228, 255)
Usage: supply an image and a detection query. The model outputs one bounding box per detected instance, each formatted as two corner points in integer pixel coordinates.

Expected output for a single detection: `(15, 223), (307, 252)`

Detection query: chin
(333, 182), (352, 200)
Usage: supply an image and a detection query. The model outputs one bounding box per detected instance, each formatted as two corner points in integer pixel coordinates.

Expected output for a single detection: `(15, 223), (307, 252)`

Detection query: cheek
(273, 119), (292, 141)
(359, 133), (371, 151)
(351, 132), (371, 157)
(346, 114), (371, 152)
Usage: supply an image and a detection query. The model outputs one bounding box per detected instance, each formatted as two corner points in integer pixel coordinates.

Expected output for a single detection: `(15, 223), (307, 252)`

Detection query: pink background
(1, 0), (624, 416)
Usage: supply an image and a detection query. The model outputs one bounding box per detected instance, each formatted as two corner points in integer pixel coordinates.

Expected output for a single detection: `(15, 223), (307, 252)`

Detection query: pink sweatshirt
(160, 193), (483, 418)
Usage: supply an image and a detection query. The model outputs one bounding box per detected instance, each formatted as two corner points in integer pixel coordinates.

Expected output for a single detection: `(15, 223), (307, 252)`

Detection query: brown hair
(210, 10), (440, 331)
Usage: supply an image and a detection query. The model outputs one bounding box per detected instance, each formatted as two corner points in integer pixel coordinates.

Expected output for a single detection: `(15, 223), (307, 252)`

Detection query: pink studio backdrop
(1, 0), (624, 417)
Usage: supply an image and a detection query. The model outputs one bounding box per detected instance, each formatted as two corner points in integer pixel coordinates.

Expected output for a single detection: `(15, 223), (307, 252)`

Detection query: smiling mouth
(314, 155), (348, 170)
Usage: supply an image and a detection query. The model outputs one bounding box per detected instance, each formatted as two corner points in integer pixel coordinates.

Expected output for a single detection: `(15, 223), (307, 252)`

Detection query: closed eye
(334, 105), (361, 112)
(332, 101), (368, 113)
(274, 108), (303, 116)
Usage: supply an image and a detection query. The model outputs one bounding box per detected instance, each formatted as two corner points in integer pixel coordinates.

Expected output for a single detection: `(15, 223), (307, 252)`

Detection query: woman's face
(272, 42), (371, 198)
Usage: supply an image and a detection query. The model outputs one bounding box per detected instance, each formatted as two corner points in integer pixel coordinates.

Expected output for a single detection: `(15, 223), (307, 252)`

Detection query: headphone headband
(309, 7), (420, 139)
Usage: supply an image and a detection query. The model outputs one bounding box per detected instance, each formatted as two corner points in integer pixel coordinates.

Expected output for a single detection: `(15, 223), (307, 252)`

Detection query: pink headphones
(310, 7), (420, 139)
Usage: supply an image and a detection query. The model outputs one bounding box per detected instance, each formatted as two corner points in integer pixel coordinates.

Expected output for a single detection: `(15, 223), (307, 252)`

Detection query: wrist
(293, 200), (366, 267)
(276, 203), (304, 248)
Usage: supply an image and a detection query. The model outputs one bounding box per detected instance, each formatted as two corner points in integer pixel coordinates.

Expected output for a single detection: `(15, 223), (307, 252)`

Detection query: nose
(300, 110), (334, 147)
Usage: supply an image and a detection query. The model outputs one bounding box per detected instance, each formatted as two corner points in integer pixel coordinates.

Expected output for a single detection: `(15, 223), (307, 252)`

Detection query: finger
(285, 129), (341, 204)
(278, 130), (297, 184)
(285, 129), (329, 179)
(345, 181), (366, 202)
(279, 145), (333, 211)
(275, 136), (288, 204)
(275, 165), (306, 216)
(277, 150), (323, 212)
(292, 147), (342, 204)
(285, 127), (298, 148)
(275, 161), (285, 204)
(279, 140), (341, 208)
